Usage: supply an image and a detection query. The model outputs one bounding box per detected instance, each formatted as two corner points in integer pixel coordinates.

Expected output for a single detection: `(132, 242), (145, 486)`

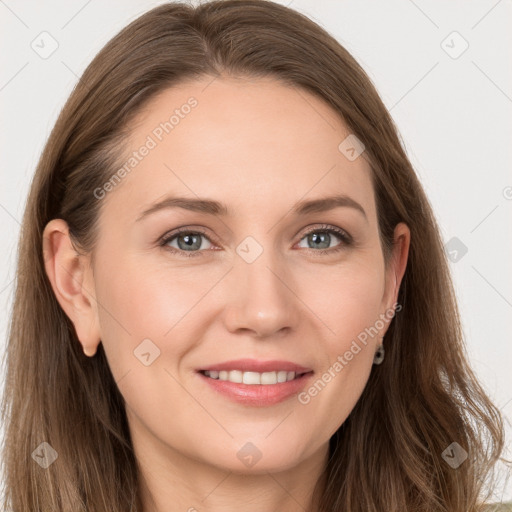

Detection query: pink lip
(198, 358), (312, 374)
(198, 371), (314, 407)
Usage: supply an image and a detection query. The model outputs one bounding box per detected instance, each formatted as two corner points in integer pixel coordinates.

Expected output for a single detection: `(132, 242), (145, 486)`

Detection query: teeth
(243, 371), (261, 385)
(203, 369), (298, 384)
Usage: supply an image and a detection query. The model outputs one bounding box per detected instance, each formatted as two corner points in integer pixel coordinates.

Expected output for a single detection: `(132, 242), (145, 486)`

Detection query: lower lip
(198, 371), (314, 407)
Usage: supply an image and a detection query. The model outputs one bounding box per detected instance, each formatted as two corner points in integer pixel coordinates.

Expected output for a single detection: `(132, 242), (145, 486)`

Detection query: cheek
(93, 254), (198, 381)
(309, 258), (385, 349)
(95, 253), (207, 340)
(94, 258), (207, 429)
(301, 260), (384, 409)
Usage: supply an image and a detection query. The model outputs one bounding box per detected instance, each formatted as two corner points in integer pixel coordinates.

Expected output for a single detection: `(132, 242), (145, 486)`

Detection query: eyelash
(158, 224), (353, 259)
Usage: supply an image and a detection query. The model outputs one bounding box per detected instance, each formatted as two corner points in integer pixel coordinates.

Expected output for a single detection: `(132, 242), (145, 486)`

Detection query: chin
(206, 436), (309, 475)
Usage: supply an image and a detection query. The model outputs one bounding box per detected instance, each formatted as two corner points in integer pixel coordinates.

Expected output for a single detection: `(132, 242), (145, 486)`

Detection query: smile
(197, 370), (314, 407)
(201, 369), (308, 385)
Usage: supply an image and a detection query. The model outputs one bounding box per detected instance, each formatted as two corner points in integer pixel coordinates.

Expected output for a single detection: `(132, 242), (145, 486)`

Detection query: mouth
(199, 369), (313, 385)
(195, 359), (314, 406)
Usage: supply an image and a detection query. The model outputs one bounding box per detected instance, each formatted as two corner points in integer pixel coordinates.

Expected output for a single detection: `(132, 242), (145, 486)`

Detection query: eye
(296, 224), (352, 254)
(159, 227), (214, 258)
(158, 224), (352, 258)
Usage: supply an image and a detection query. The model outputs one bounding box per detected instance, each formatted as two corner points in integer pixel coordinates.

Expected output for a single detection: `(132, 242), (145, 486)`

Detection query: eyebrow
(135, 194), (367, 222)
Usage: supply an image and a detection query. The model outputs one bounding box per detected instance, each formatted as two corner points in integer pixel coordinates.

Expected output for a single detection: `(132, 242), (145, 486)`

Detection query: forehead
(101, 76), (376, 223)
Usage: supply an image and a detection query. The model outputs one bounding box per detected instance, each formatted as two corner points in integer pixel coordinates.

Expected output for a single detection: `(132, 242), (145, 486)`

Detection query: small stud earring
(373, 338), (385, 365)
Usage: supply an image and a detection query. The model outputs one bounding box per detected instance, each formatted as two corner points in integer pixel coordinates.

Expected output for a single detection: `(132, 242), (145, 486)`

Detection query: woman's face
(59, 76), (409, 474)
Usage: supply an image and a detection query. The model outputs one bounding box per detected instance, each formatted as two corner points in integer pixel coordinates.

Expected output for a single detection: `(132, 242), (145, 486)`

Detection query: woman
(0, 1), (506, 510)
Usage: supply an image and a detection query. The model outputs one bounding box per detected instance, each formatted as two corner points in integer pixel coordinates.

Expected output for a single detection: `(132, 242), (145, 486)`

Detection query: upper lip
(199, 359), (313, 374)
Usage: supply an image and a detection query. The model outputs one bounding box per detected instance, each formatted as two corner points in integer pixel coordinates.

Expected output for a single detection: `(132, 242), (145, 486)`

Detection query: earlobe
(42, 219), (101, 357)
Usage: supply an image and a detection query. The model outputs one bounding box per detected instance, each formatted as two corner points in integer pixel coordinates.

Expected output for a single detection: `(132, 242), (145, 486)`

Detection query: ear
(42, 219), (101, 357)
(381, 222), (410, 327)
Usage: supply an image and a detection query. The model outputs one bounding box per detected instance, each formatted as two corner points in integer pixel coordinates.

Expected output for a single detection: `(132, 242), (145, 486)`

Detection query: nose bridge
(223, 233), (300, 337)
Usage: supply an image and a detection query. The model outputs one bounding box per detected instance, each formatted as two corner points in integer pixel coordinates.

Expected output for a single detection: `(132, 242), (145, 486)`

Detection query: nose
(221, 247), (301, 339)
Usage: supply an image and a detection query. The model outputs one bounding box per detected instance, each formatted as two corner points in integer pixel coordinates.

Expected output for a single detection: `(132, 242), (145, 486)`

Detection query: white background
(1, 0), (511, 504)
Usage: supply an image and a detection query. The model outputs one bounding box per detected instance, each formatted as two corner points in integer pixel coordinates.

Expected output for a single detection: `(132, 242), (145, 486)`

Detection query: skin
(43, 75), (410, 512)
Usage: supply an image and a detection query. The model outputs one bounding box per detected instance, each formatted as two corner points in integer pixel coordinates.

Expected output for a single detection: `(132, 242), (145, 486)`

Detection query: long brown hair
(1, 1), (507, 510)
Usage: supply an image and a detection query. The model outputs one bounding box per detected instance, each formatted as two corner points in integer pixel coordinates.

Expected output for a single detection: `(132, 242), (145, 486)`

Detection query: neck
(135, 437), (329, 512)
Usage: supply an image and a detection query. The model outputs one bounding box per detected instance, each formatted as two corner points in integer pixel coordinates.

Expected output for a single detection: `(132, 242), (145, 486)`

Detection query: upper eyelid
(160, 226), (215, 243)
